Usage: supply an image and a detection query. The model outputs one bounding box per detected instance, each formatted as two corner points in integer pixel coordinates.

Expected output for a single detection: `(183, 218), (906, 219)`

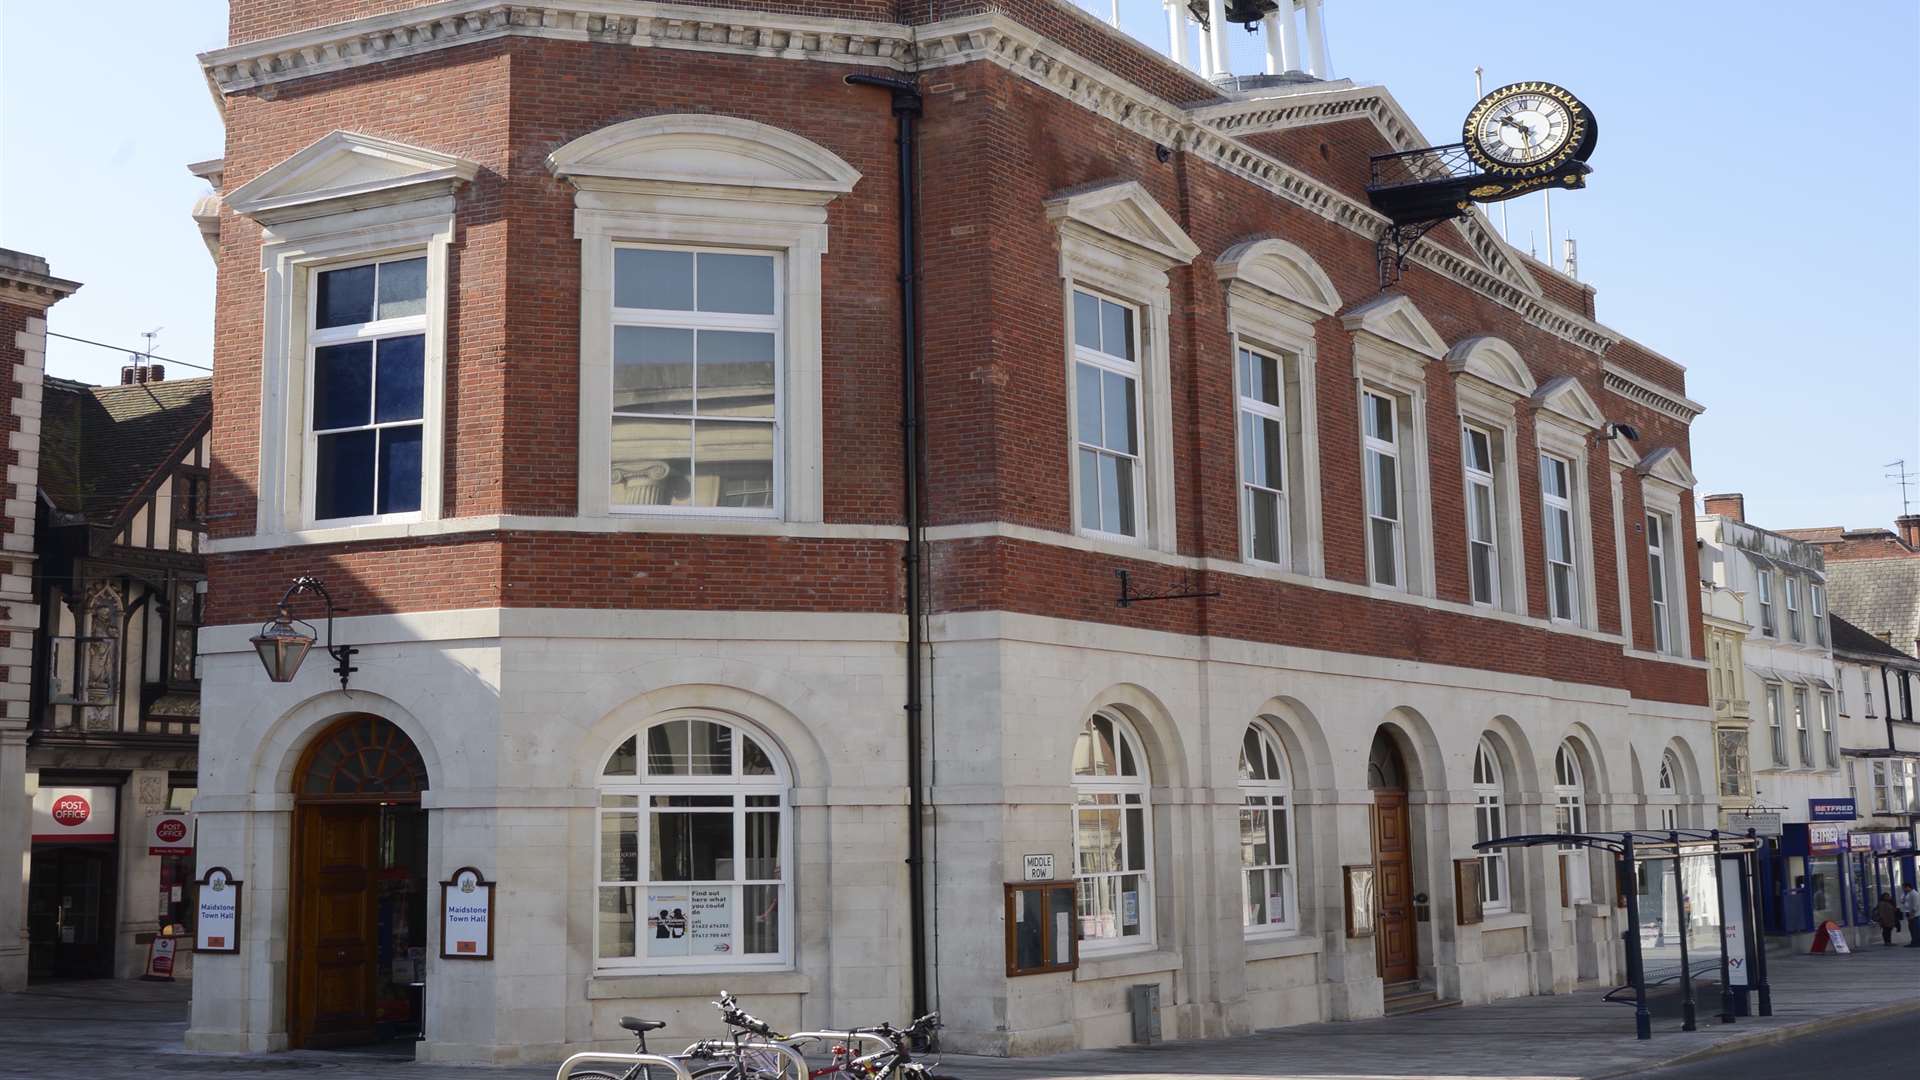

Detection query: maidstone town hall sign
(1366, 81), (1599, 284)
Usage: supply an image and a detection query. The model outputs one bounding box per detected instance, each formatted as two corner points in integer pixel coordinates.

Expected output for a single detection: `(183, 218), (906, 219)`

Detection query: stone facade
(190, 0), (1712, 1063)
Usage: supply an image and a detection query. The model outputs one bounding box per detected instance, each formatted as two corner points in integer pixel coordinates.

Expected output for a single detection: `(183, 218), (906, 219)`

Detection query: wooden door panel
(1372, 792), (1417, 983)
(293, 806), (379, 1048)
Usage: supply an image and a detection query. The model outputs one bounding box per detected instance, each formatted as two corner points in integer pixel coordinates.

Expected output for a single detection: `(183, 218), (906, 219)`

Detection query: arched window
(1554, 741), (1590, 904)
(1239, 722), (1297, 934)
(1072, 711), (1153, 951)
(1472, 737), (1510, 913)
(597, 713), (789, 970)
(1658, 749), (1681, 831)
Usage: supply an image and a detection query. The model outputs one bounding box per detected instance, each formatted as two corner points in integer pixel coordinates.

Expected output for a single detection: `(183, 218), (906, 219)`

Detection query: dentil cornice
(200, 0), (1620, 356)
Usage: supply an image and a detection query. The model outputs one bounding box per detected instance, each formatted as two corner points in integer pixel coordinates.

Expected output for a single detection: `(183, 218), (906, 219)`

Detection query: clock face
(1463, 83), (1594, 176)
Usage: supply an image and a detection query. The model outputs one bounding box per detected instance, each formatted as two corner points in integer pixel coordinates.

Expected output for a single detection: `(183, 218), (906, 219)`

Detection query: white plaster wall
(188, 606), (1710, 1061)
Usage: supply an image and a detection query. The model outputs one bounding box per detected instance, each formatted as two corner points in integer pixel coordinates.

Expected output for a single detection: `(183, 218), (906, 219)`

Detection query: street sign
(1723, 811), (1782, 838)
(1808, 798), (1856, 821)
(1022, 853), (1055, 881)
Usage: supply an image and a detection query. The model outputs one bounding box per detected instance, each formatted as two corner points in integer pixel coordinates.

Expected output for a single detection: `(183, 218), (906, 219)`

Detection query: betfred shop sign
(32, 785), (116, 844)
(147, 812), (193, 856)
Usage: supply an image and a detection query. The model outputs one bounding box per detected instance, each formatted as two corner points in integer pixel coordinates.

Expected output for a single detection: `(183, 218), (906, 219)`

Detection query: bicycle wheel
(692, 1065), (783, 1080)
(564, 1073), (624, 1080)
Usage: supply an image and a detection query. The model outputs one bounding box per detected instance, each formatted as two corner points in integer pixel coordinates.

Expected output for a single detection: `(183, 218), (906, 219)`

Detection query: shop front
(27, 781), (120, 980)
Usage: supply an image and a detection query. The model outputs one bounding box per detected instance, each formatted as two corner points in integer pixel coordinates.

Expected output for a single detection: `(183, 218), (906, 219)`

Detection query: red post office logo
(50, 794), (91, 827)
(155, 819), (188, 843)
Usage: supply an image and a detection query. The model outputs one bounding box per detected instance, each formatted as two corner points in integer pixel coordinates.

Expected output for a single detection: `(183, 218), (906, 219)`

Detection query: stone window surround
(1047, 181), (1197, 555)
(1239, 719), (1299, 938)
(1447, 337), (1534, 617)
(1350, 342), (1435, 598)
(1217, 237), (1335, 578)
(1640, 480), (1692, 659)
(1533, 416), (1599, 630)
(555, 115), (860, 525)
(255, 206), (455, 536)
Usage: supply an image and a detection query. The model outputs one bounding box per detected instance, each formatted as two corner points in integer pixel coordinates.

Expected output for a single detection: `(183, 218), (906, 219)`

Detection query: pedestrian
(1902, 883), (1920, 947)
(1872, 892), (1899, 945)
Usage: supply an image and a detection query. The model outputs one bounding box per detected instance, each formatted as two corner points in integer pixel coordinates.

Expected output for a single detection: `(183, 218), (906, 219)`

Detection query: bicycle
(566, 992), (801, 1080)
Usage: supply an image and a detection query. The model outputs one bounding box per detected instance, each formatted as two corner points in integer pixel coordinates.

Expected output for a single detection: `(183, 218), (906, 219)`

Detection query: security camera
(1602, 421), (1641, 442)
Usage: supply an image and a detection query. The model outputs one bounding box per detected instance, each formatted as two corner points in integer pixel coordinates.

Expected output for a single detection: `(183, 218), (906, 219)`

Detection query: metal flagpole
(1710, 830), (1735, 1023)
(1622, 832), (1652, 1039)
(1671, 831), (1696, 1031)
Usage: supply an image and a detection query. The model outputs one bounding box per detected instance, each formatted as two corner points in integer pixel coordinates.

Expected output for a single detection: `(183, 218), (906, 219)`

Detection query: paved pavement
(1608, 1012), (1910, 1078)
(1, 946), (1915, 1078)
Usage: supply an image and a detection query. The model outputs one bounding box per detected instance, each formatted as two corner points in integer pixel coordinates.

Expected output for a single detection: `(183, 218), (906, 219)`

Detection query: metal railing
(1368, 142), (1476, 191)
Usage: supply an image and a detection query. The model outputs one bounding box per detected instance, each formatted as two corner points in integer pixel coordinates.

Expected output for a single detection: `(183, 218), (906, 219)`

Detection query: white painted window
(1540, 453), (1580, 622)
(1820, 691), (1836, 767)
(1472, 737), (1510, 913)
(1756, 570), (1775, 637)
(1554, 742), (1590, 904)
(1810, 584), (1827, 646)
(1646, 512), (1676, 654)
(1793, 687), (1812, 767)
(1072, 711), (1153, 952)
(608, 246), (781, 515)
(1784, 578), (1803, 643)
(1238, 347), (1290, 566)
(1463, 425), (1503, 607)
(1363, 390), (1406, 588)
(1717, 727), (1750, 797)
(596, 714), (791, 972)
(1838, 666), (1850, 715)
(1073, 290), (1144, 541)
(1238, 722), (1297, 934)
(1848, 758), (1858, 806)
(1873, 760), (1891, 813)
(1865, 670), (1876, 717)
(1658, 749), (1681, 831)
(306, 255), (428, 523)
(1766, 683), (1787, 766)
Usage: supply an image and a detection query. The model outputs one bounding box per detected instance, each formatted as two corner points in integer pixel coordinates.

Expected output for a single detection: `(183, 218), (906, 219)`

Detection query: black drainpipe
(845, 71), (929, 1021)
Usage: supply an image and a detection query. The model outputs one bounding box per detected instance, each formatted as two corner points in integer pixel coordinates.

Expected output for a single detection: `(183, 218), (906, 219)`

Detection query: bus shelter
(1472, 829), (1769, 1039)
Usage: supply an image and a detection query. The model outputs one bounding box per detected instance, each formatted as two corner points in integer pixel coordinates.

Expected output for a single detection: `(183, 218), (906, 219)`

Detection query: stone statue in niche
(81, 586), (123, 732)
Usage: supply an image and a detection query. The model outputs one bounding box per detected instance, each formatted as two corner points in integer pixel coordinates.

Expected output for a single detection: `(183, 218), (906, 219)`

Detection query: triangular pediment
(1532, 375), (1605, 430)
(1339, 292), (1446, 361)
(1636, 446), (1698, 490)
(226, 131), (478, 225)
(1215, 238), (1341, 316)
(547, 114), (859, 203)
(1445, 335), (1536, 398)
(1045, 180), (1200, 269)
(1609, 435), (1642, 469)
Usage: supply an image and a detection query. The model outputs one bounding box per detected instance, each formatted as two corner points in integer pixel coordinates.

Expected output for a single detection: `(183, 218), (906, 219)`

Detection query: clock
(1463, 82), (1596, 177)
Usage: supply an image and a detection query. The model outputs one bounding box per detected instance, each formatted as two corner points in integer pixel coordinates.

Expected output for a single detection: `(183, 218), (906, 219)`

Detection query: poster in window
(689, 886), (734, 954)
(195, 867), (242, 953)
(645, 889), (691, 958)
(1344, 865), (1376, 938)
(439, 867), (494, 960)
(1122, 890), (1139, 929)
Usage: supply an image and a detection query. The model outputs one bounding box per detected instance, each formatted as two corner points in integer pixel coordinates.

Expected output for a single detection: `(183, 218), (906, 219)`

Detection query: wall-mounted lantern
(250, 575), (357, 690)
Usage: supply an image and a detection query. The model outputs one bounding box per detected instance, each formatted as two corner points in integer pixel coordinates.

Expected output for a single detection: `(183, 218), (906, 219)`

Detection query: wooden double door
(1372, 790), (1418, 983)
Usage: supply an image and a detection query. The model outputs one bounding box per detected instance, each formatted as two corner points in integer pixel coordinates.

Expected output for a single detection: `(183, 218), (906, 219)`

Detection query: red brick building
(187, 0), (1711, 1061)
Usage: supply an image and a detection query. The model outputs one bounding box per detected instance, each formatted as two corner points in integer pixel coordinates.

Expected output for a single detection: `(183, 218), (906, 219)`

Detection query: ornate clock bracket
(1375, 215), (1463, 289)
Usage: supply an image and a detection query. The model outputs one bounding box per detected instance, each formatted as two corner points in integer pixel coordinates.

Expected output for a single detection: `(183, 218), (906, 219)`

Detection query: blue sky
(3, 1), (1916, 532)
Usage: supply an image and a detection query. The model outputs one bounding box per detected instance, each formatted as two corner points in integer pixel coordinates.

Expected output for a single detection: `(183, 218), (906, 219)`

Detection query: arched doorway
(289, 715), (429, 1049)
(1368, 729), (1417, 984)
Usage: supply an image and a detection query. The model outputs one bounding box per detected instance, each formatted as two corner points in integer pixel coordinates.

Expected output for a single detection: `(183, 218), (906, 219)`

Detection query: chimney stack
(1897, 514), (1920, 551)
(120, 363), (165, 385)
(1704, 493), (1745, 523)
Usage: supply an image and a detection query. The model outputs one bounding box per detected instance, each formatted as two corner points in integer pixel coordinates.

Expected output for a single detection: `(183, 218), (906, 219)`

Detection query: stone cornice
(1602, 362), (1704, 422)
(0, 262), (81, 312)
(198, 0), (1622, 357)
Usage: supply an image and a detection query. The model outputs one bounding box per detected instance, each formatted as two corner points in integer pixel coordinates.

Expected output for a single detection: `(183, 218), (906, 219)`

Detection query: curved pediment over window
(1214, 237), (1341, 316)
(1445, 335), (1536, 399)
(1339, 292), (1446, 361)
(226, 130), (479, 226)
(1636, 446), (1698, 490)
(1532, 375), (1605, 431)
(546, 114), (860, 204)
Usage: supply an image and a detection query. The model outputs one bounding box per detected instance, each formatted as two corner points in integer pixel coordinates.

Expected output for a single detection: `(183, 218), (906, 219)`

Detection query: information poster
(647, 887), (735, 956)
(440, 867), (493, 959)
(1718, 857), (1747, 987)
(196, 867), (241, 953)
